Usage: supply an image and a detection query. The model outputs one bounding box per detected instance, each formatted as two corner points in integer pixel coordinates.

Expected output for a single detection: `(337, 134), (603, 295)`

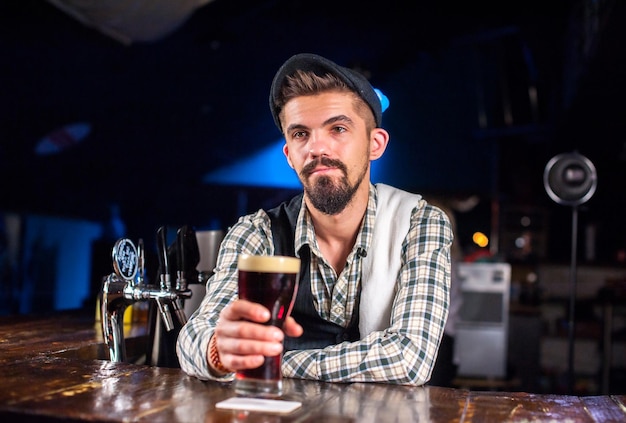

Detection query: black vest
(266, 195), (360, 351)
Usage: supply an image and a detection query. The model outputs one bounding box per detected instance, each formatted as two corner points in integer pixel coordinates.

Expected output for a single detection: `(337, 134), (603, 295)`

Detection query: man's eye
(332, 126), (346, 133)
(293, 131), (306, 138)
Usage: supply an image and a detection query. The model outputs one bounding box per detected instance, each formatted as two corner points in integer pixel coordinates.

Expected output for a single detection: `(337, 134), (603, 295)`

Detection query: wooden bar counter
(1, 311), (625, 422)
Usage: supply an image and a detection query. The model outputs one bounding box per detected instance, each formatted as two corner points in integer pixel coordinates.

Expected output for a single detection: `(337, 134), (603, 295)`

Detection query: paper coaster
(216, 397), (302, 414)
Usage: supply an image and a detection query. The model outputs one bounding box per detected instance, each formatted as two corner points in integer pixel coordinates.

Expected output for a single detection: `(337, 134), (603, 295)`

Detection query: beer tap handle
(171, 296), (187, 326)
(111, 238), (138, 282)
(155, 299), (175, 331)
(176, 226), (187, 292)
(136, 238), (145, 285)
(156, 226), (171, 291)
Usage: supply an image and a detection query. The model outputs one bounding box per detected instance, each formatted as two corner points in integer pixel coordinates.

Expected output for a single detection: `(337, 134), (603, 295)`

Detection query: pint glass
(234, 254), (300, 397)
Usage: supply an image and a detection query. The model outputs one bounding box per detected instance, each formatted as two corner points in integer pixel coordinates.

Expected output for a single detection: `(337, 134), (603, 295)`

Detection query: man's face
(281, 92), (372, 215)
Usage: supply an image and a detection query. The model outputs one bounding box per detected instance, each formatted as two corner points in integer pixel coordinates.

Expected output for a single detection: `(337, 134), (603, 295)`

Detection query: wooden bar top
(1, 311), (625, 422)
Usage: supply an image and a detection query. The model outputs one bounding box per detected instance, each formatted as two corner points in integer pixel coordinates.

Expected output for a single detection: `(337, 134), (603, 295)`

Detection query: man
(177, 53), (452, 386)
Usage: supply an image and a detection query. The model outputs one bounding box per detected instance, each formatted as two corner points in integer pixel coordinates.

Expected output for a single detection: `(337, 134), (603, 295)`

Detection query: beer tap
(155, 226), (175, 331)
(100, 227), (193, 364)
(100, 238), (138, 362)
(172, 226), (197, 325)
(176, 226), (188, 292)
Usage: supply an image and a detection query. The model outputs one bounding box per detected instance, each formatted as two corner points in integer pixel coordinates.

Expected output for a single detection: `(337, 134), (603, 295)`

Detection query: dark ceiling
(2, 0), (625, 261)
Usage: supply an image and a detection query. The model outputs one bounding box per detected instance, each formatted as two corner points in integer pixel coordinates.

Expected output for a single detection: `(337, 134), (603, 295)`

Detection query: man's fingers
(283, 316), (303, 337)
(212, 298), (301, 372)
(219, 337), (283, 357)
(215, 336), (282, 371)
(221, 299), (270, 323)
(222, 353), (265, 371)
(218, 320), (284, 342)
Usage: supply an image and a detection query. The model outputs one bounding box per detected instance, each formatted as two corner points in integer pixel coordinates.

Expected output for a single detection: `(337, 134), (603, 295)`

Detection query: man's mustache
(301, 157), (347, 178)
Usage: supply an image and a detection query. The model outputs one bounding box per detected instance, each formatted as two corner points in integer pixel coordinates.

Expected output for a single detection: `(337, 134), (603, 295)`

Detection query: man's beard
(299, 156), (367, 215)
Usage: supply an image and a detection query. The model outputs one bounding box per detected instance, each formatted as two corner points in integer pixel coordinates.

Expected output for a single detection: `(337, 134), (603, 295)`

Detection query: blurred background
(1, 0), (625, 395)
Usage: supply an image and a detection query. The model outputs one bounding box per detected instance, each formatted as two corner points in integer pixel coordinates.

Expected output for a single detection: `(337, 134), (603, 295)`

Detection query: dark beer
(235, 254), (300, 396)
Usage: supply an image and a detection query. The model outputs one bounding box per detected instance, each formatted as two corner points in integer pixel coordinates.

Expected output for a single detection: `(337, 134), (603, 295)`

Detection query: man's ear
(283, 143), (294, 169)
(370, 128), (389, 161)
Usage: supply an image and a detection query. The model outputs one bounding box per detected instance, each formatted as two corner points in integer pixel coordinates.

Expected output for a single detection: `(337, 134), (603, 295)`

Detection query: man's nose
(308, 134), (329, 157)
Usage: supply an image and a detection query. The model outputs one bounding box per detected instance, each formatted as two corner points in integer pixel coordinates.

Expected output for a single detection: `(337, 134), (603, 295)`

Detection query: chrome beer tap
(155, 226), (176, 331)
(173, 226), (197, 323)
(100, 227), (193, 363)
(100, 238), (137, 363)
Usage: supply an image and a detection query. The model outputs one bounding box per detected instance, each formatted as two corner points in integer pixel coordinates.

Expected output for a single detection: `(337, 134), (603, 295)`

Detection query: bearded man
(177, 53), (452, 386)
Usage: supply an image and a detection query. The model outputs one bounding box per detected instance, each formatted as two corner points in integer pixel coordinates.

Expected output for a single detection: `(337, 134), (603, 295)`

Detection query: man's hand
(213, 299), (303, 371)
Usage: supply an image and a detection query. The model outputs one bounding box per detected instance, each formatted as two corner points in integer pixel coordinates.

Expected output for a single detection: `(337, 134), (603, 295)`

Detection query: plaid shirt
(177, 183), (452, 386)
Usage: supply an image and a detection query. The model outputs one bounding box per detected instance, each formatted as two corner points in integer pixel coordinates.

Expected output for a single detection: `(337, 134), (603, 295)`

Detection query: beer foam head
(238, 254), (300, 273)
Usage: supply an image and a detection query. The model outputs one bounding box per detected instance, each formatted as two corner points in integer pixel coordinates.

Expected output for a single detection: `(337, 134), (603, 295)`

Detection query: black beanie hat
(269, 53), (383, 131)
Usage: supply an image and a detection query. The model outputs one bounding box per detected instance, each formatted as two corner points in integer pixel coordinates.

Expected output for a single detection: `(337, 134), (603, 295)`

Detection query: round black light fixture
(542, 151), (598, 395)
(543, 152), (597, 206)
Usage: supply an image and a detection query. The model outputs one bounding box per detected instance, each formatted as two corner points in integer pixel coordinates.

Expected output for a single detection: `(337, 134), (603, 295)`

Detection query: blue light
(374, 88), (390, 113)
(203, 140), (301, 189)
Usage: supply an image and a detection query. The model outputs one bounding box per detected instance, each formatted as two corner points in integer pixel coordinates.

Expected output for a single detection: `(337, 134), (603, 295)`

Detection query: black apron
(266, 195), (360, 351)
